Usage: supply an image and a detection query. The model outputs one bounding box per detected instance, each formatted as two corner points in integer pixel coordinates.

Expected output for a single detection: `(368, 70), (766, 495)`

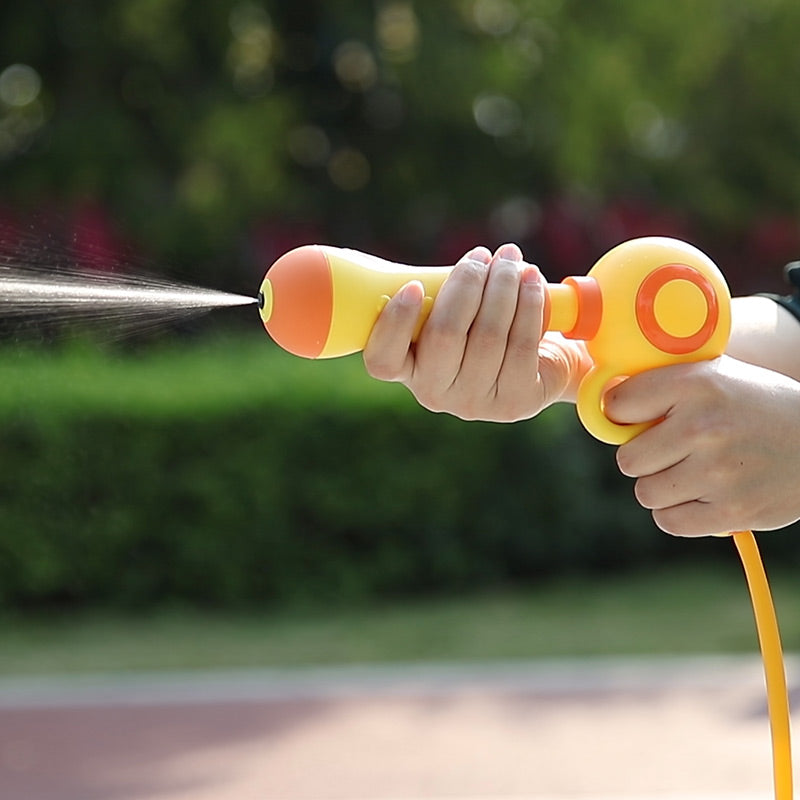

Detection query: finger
(363, 280), (424, 382)
(459, 244), (525, 388)
(413, 249), (491, 390)
(604, 364), (690, 425)
(496, 265), (545, 390)
(632, 457), (701, 511)
(651, 501), (737, 538)
(615, 414), (693, 478)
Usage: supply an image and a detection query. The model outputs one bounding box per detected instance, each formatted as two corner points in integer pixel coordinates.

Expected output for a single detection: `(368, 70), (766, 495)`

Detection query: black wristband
(758, 262), (800, 324)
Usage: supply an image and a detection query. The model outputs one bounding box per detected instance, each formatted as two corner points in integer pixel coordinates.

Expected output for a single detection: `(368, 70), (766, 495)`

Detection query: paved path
(0, 656), (796, 800)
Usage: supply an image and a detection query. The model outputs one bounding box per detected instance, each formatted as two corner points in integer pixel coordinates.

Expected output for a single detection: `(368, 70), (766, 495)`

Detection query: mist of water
(0, 220), (258, 338)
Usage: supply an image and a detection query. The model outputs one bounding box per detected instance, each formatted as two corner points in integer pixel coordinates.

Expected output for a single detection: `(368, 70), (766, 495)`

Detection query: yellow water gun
(258, 236), (792, 799)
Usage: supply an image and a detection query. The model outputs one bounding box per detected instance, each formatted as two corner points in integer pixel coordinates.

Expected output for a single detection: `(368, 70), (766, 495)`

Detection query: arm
(727, 295), (800, 380)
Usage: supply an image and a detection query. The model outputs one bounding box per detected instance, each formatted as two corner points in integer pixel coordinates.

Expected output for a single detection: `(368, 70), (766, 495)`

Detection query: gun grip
(575, 365), (653, 446)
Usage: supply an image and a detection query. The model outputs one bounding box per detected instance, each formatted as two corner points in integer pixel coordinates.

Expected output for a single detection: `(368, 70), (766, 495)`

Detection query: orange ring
(635, 264), (719, 355)
(562, 276), (602, 340)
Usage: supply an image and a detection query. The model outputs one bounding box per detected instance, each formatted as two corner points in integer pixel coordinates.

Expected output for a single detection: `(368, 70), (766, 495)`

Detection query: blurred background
(4, 3), (800, 798)
(0, 0), (800, 671)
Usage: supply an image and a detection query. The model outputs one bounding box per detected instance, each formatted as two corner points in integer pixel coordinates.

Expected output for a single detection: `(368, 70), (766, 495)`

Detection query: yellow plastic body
(574, 237), (731, 444)
(260, 237), (731, 444)
(325, 249), (451, 358)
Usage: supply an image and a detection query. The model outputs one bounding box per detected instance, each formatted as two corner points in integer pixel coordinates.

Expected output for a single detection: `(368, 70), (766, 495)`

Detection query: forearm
(727, 296), (800, 381)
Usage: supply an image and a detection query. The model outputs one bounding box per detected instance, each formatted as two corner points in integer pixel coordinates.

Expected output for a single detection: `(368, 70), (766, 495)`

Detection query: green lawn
(0, 564), (796, 675)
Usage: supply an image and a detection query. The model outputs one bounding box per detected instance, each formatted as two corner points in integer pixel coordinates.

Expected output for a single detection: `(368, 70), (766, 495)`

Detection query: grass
(0, 563), (797, 676)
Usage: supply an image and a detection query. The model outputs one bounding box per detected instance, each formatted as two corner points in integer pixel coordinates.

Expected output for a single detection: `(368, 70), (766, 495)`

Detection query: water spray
(0, 220), (256, 334)
(0, 273), (255, 313)
(0, 261), (256, 338)
(257, 236), (793, 799)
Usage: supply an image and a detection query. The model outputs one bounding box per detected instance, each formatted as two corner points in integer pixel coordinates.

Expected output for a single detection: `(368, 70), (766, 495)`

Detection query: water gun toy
(257, 236), (792, 799)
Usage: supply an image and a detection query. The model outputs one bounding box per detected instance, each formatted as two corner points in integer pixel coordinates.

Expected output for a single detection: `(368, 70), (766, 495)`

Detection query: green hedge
(0, 334), (788, 610)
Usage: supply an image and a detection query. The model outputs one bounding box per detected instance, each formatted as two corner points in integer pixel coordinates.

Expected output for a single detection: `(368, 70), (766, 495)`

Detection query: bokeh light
(287, 124), (331, 168)
(472, 93), (522, 138)
(472, 0), (519, 36)
(490, 195), (541, 241)
(376, 1), (420, 62)
(333, 41), (378, 92)
(328, 147), (371, 191)
(0, 63), (45, 160)
(227, 2), (274, 96)
(625, 101), (687, 161)
(0, 64), (41, 107)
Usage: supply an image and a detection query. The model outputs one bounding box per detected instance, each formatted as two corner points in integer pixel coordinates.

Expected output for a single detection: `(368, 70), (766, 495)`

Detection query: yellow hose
(732, 530), (793, 800)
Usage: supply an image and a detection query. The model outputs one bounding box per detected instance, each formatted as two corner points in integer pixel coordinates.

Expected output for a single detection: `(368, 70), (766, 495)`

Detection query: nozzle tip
(257, 290), (265, 310)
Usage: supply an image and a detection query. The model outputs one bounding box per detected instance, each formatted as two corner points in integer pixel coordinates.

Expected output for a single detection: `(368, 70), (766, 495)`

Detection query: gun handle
(575, 364), (652, 446)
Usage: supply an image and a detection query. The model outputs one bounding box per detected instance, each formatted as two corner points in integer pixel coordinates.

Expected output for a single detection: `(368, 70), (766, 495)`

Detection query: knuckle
(494, 401), (530, 423)
(424, 318), (465, 350)
(472, 320), (509, 349)
(490, 259), (521, 284)
(686, 365), (731, 408)
(458, 400), (489, 421)
(363, 350), (404, 382)
(409, 385), (447, 415)
(364, 359), (399, 382)
(450, 259), (489, 289)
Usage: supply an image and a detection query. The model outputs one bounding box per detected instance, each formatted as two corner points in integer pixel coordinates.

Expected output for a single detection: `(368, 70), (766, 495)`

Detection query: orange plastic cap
(562, 276), (603, 340)
(259, 246), (334, 358)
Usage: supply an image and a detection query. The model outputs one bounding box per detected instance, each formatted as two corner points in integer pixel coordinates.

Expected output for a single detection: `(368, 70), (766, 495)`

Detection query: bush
(0, 334), (788, 611)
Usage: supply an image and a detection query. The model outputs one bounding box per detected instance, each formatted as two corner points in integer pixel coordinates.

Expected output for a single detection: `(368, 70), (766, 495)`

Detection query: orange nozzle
(258, 245), (453, 359)
(258, 245), (334, 358)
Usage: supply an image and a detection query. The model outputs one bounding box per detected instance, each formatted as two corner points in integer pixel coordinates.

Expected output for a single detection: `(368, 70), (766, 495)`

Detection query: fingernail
(521, 266), (541, 285)
(497, 243), (522, 261)
(398, 280), (424, 305)
(465, 246), (491, 265)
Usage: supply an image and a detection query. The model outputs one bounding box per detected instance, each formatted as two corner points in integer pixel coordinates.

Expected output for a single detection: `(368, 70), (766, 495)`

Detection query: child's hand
(363, 243), (591, 422)
(605, 356), (800, 536)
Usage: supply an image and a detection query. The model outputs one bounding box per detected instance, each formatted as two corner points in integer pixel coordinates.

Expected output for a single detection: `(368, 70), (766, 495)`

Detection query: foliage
(1, 4), (800, 613)
(0, 335), (726, 610)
